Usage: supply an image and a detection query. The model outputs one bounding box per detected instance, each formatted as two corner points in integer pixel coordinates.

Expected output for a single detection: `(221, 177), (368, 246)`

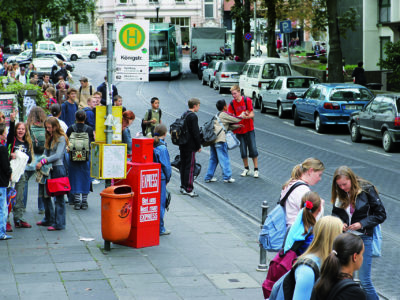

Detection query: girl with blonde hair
(281, 158), (325, 227)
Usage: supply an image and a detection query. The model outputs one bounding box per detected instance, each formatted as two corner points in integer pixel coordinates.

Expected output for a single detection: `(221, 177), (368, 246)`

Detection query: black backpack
(200, 115), (222, 147)
(170, 111), (192, 146)
(141, 108), (162, 136)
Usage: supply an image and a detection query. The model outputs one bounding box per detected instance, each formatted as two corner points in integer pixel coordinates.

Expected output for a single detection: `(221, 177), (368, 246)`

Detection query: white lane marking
(307, 130), (323, 136)
(263, 114), (275, 119)
(335, 139), (352, 145)
(283, 121), (294, 127)
(367, 150), (391, 157)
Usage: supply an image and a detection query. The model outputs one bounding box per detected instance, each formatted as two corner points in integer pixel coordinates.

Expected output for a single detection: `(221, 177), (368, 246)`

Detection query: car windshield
(330, 88), (373, 101)
(222, 63), (245, 72)
(262, 63), (291, 79)
(149, 31), (169, 62)
(287, 78), (320, 89)
(19, 50), (31, 57)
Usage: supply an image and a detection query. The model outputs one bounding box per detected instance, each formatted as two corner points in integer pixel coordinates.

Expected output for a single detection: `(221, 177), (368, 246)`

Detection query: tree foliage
(231, 0), (244, 60)
(378, 41), (400, 87)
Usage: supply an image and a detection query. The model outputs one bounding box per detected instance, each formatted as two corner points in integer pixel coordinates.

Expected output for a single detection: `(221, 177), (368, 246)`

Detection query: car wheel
(70, 54), (78, 61)
(315, 114), (325, 133)
(202, 77), (206, 85)
(382, 130), (394, 152)
(89, 52), (97, 59)
(293, 107), (301, 126)
(210, 80), (214, 88)
(350, 122), (362, 142)
(277, 103), (284, 119)
(260, 99), (267, 113)
(253, 94), (260, 109)
(197, 70), (202, 80)
(218, 84), (223, 94)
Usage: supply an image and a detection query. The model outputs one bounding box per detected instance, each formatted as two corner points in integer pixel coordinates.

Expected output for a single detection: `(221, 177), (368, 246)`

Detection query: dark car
(7, 50), (74, 72)
(349, 94), (400, 152)
(197, 52), (225, 80)
(293, 83), (374, 133)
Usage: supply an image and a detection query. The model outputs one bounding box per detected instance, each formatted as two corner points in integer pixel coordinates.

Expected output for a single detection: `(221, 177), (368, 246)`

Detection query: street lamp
(156, 6), (160, 23)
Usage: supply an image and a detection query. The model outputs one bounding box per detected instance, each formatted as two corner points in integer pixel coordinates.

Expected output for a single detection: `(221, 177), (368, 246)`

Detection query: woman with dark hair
(36, 117), (68, 231)
(331, 166), (386, 300)
(50, 104), (68, 132)
(153, 124), (172, 235)
(311, 233), (366, 300)
(121, 110), (135, 155)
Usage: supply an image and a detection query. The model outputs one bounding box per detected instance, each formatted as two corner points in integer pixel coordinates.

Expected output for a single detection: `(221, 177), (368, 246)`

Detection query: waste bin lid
(100, 185), (134, 198)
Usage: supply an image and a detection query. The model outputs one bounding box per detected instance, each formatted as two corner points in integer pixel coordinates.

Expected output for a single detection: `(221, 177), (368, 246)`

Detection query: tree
(265, 0), (278, 58)
(378, 41), (400, 89)
(243, 0), (251, 62)
(326, 0), (343, 82)
(231, 0), (244, 60)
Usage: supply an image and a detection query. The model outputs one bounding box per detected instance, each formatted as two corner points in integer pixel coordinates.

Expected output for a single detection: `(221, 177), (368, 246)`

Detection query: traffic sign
(279, 20), (292, 34)
(244, 32), (253, 41)
(119, 24), (146, 51)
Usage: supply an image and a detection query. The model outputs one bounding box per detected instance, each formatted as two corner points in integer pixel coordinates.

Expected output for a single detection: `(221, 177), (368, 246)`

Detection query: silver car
(213, 61), (246, 94)
(259, 76), (320, 118)
(201, 60), (223, 88)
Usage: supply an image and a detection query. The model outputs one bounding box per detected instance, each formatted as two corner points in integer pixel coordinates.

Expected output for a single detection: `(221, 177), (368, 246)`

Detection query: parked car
(292, 83), (374, 133)
(7, 50), (74, 72)
(5, 44), (22, 54)
(197, 52), (226, 80)
(32, 58), (56, 79)
(37, 41), (81, 61)
(239, 57), (292, 108)
(259, 76), (320, 117)
(348, 94), (400, 152)
(214, 61), (246, 94)
(201, 60), (223, 88)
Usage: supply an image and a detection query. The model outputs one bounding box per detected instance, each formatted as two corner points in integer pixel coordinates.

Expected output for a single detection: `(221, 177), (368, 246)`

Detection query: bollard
(257, 200), (269, 272)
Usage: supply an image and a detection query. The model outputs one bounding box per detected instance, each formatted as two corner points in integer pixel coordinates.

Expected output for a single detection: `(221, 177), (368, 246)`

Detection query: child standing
(0, 124), (12, 240)
(45, 87), (57, 110)
(60, 88), (79, 127)
(142, 97), (162, 137)
(153, 124), (172, 235)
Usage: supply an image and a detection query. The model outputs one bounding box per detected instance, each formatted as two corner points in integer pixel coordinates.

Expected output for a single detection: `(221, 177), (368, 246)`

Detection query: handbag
(216, 114), (240, 150)
(46, 177), (71, 196)
(372, 224), (382, 257)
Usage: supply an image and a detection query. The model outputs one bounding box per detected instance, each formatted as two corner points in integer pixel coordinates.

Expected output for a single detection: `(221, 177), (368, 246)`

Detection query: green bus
(149, 23), (182, 79)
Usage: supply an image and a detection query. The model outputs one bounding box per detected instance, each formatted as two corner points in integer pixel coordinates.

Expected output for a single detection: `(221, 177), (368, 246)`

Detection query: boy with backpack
(60, 88), (79, 127)
(142, 97), (162, 137)
(66, 110), (94, 210)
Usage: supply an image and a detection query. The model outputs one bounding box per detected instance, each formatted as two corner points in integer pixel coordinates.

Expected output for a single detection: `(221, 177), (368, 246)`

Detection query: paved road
(70, 55), (400, 299)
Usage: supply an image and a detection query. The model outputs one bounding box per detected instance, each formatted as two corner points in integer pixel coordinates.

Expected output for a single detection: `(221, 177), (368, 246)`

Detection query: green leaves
(378, 41), (400, 87)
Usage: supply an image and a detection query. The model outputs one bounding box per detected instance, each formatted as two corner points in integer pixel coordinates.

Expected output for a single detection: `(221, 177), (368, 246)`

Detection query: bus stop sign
(280, 20), (292, 34)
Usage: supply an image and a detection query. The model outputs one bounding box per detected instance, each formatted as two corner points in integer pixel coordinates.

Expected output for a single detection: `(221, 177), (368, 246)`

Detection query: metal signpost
(114, 19), (150, 82)
(279, 20), (292, 68)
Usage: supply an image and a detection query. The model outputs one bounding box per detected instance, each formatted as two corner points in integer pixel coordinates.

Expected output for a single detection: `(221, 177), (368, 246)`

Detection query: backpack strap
(159, 108), (162, 120)
(279, 182), (308, 206)
(326, 279), (360, 300)
(147, 109), (152, 121)
(229, 101), (236, 116)
(72, 124), (77, 132)
(90, 85), (93, 95)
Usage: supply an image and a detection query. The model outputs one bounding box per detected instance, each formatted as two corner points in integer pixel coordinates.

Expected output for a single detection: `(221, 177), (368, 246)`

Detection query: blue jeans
(204, 142), (232, 181)
(24, 170), (44, 211)
(236, 130), (258, 159)
(360, 235), (379, 300)
(160, 179), (166, 234)
(0, 188), (7, 238)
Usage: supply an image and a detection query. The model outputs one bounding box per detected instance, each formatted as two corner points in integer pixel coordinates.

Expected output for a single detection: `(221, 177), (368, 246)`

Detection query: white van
(61, 34), (101, 59)
(37, 41), (81, 61)
(239, 57), (292, 108)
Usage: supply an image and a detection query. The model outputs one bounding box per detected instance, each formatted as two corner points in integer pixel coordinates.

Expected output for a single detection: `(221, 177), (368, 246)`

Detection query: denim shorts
(236, 130), (258, 159)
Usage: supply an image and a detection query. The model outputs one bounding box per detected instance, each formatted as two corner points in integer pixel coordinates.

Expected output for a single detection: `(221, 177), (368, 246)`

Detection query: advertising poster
(0, 93), (17, 125)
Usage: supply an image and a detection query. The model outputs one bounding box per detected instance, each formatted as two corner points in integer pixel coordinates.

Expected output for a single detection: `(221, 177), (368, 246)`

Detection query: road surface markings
(307, 130), (323, 136)
(335, 139), (352, 145)
(367, 150), (391, 157)
(283, 121), (294, 127)
(263, 114), (275, 119)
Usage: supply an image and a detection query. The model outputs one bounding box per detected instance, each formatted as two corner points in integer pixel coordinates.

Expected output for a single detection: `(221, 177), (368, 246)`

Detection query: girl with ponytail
(311, 232), (366, 300)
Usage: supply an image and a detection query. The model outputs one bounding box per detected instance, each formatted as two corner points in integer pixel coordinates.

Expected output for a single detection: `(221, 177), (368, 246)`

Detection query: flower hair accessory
(305, 200), (313, 210)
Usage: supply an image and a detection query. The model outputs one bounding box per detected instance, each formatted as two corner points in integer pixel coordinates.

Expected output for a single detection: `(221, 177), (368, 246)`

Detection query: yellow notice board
(95, 106), (123, 143)
(91, 142), (127, 179)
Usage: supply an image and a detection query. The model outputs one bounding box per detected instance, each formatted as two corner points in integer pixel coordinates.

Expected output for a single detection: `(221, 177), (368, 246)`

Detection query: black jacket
(0, 145), (12, 187)
(332, 185), (386, 236)
(97, 82), (118, 105)
(351, 67), (367, 85)
(179, 111), (201, 152)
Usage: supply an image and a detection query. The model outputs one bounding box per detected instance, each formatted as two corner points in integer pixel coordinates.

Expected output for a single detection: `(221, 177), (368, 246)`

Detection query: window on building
(380, 36), (391, 69)
(146, 17), (164, 23)
(119, 0), (128, 3)
(149, 0), (159, 4)
(379, 0), (391, 23)
(176, 0), (184, 3)
(205, 0), (214, 19)
(171, 17), (190, 46)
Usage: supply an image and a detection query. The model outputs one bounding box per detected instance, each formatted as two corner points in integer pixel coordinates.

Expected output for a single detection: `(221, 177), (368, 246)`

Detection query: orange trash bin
(100, 185), (134, 243)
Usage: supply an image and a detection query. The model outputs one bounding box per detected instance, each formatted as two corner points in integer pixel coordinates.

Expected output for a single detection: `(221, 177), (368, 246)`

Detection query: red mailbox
(116, 162), (161, 248)
(132, 138), (153, 163)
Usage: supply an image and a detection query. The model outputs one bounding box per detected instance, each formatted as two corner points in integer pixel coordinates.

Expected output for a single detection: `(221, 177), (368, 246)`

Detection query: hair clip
(305, 200), (313, 210)
(332, 250), (338, 256)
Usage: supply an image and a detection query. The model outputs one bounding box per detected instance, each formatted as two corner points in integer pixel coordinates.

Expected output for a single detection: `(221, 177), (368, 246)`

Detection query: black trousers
(179, 150), (196, 192)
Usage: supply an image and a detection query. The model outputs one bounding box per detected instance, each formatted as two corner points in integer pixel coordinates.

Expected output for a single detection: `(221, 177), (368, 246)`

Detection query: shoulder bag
(46, 177), (71, 196)
(216, 114), (240, 150)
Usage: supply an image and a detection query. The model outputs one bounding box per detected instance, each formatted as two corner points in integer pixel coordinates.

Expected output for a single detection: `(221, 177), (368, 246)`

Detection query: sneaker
(15, 221), (32, 228)
(81, 202), (88, 210)
(74, 203), (81, 210)
(254, 170), (259, 178)
(92, 179), (101, 184)
(6, 222), (13, 232)
(180, 188), (185, 194)
(241, 169), (250, 177)
(183, 190), (199, 198)
(160, 229), (171, 236)
(205, 177), (217, 183)
(0, 235), (12, 240)
(223, 178), (235, 183)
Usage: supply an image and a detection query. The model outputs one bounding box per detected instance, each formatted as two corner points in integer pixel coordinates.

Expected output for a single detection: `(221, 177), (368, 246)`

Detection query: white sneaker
(92, 179), (101, 184)
(180, 188), (185, 194)
(241, 169), (250, 177)
(183, 190), (199, 197)
(254, 170), (259, 178)
(223, 178), (235, 183)
(205, 177), (217, 183)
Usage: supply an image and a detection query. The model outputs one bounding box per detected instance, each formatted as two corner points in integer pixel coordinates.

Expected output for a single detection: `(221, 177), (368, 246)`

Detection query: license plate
(231, 75), (237, 78)
(345, 105), (361, 110)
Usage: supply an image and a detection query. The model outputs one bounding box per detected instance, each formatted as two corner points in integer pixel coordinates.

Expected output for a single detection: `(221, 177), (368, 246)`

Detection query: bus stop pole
(104, 22), (115, 252)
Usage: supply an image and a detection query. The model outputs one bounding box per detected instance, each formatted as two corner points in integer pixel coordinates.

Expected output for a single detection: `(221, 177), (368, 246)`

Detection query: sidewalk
(0, 175), (267, 300)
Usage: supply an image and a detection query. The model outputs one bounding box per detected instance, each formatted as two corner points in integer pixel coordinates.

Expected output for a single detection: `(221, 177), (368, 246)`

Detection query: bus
(149, 23), (182, 79)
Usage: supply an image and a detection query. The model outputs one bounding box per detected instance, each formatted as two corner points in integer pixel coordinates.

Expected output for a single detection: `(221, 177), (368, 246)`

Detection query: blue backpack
(259, 182), (308, 251)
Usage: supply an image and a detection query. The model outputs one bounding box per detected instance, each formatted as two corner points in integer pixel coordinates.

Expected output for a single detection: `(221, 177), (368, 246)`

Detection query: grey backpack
(69, 124), (90, 162)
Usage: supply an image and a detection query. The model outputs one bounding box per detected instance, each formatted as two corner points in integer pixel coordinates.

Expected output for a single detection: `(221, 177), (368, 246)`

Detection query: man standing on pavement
(228, 85), (259, 178)
(97, 76), (118, 106)
(77, 76), (93, 109)
(179, 98), (201, 197)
